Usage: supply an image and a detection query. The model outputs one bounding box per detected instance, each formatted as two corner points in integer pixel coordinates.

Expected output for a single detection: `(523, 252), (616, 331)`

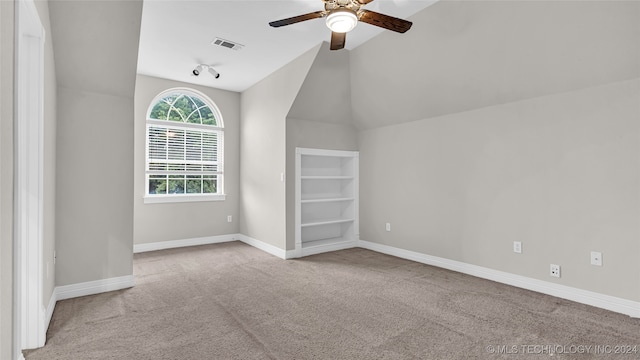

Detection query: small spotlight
(208, 67), (220, 79)
(192, 65), (203, 76)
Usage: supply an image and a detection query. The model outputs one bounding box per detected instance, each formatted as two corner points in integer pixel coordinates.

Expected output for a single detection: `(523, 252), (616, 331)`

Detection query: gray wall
(358, 79), (640, 301)
(240, 44), (320, 249)
(50, 0), (142, 285)
(287, 42), (353, 126)
(133, 75), (241, 244)
(55, 88), (136, 285)
(285, 42), (358, 250)
(0, 1), (15, 357)
(351, 0), (640, 302)
(49, 0), (142, 98)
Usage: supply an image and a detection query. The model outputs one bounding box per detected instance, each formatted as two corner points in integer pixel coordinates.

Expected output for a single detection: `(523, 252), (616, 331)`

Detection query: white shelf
(299, 238), (358, 256)
(295, 148), (358, 158)
(301, 218), (354, 228)
(301, 197), (354, 204)
(301, 176), (354, 180)
(302, 237), (348, 248)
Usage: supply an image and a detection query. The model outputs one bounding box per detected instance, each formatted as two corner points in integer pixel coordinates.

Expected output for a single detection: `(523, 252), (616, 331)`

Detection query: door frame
(14, 0), (46, 356)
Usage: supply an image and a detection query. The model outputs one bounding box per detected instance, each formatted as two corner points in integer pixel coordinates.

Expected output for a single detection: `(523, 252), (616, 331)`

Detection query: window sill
(144, 194), (226, 204)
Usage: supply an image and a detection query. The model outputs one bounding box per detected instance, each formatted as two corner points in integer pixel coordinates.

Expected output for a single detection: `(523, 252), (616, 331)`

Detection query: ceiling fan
(269, 0), (413, 50)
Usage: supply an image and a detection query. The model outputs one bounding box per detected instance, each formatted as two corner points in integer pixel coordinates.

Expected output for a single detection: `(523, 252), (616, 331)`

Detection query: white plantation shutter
(147, 124), (221, 174)
(145, 89), (224, 200)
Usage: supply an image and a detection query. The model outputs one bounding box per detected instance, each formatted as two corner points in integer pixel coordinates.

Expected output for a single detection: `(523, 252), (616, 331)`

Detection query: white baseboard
(45, 290), (57, 333)
(286, 249), (298, 259)
(133, 234), (238, 253)
(237, 234), (288, 259)
(132, 233), (289, 259)
(358, 240), (640, 318)
(55, 275), (135, 302)
(300, 240), (358, 258)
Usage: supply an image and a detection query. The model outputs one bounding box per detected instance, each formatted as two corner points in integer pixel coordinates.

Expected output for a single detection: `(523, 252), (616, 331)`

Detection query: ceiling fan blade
(358, 10), (413, 33)
(330, 32), (346, 50)
(269, 11), (327, 28)
(356, 0), (375, 4)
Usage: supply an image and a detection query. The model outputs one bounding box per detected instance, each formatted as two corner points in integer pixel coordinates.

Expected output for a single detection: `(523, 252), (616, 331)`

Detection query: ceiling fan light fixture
(325, 9), (358, 33)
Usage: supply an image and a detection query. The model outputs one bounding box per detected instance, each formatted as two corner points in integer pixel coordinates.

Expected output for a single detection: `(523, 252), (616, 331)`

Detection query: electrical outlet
(513, 241), (522, 254)
(385, 223), (391, 232)
(590, 251), (602, 266)
(550, 264), (561, 278)
(227, 215), (233, 223)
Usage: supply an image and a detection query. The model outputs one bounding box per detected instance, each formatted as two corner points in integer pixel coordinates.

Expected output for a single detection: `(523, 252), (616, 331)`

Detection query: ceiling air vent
(211, 37), (244, 51)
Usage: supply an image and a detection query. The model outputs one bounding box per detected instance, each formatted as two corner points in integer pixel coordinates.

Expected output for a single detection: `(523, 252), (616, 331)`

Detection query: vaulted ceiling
(136, 0), (437, 92)
(47, 0), (639, 130)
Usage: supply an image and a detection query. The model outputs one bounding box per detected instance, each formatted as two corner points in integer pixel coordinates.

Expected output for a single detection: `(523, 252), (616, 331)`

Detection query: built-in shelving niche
(295, 148), (359, 257)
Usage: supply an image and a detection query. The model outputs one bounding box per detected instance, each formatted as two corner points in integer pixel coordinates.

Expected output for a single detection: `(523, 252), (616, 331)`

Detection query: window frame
(144, 88), (225, 204)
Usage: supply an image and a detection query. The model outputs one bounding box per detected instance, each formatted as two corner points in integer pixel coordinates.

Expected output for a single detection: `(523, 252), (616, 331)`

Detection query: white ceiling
(137, 0), (437, 93)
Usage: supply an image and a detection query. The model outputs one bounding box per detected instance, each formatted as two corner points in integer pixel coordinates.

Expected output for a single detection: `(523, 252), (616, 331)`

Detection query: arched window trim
(144, 88), (225, 204)
(146, 87), (225, 129)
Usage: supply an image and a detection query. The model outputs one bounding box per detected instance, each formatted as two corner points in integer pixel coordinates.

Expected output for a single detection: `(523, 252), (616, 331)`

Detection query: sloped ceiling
(350, 0), (640, 129)
(287, 41), (352, 126)
(48, 0), (143, 98)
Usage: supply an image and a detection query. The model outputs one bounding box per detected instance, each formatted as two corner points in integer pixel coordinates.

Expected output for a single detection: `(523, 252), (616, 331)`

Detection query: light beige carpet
(25, 241), (640, 359)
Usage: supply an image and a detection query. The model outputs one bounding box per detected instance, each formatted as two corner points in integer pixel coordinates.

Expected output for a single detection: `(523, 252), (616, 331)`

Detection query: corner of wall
(239, 43), (321, 251)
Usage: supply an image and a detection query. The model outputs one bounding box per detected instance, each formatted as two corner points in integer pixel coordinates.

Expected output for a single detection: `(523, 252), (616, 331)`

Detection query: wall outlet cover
(513, 241), (522, 254)
(550, 264), (561, 278)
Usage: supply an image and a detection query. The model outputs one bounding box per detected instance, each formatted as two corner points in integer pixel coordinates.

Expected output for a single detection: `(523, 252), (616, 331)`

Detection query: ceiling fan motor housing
(324, 0), (364, 12)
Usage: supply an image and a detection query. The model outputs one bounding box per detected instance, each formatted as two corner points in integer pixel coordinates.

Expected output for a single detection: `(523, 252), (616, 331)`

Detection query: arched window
(145, 89), (224, 202)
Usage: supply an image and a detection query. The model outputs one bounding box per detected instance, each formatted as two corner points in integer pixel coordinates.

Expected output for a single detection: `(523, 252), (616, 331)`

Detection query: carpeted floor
(24, 241), (640, 359)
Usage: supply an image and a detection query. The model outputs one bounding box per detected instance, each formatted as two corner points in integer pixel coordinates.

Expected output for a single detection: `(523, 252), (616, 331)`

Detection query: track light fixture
(192, 64), (220, 79)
